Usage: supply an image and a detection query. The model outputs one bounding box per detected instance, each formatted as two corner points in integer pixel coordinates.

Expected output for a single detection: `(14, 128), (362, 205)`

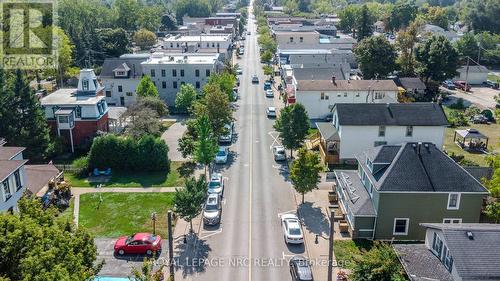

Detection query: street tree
(290, 148), (323, 204)
(193, 115), (218, 175)
(133, 29), (157, 50)
(178, 119), (198, 158)
(136, 75), (159, 98)
(207, 73), (237, 102)
(263, 65), (274, 80)
(175, 84), (198, 114)
(356, 5), (374, 42)
(355, 36), (397, 79)
(195, 83), (233, 138)
(0, 197), (100, 280)
(273, 103), (310, 156)
(415, 35), (459, 83)
(174, 176), (207, 232)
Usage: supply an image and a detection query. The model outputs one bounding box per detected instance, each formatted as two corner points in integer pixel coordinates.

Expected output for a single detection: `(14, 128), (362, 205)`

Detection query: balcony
(316, 122), (340, 165)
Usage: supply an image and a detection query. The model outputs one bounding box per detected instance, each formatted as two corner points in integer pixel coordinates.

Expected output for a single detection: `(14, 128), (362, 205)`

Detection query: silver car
(203, 194), (222, 225)
(252, 75), (259, 83)
(208, 173), (224, 197)
(266, 107), (276, 118)
(273, 146), (286, 161)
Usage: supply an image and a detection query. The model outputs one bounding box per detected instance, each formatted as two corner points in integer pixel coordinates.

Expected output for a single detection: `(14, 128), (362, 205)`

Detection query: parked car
(265, 89), (274, 98)
(239, 49), (244, 55)
(264, 81), (272, 90)
(247, 31), (251, 35)
(454, 80), (471, 91)
(281, 214), (304, 244)
(471, 114), (488, 124)
(219, 123), (234, 143)
(289, 255), (313, 281)
(236, 68), (243, 75)
(208, 173), (224, 196)
(215, 146), (229, 164)
(114, 233), (161, 256)
(272, 146), (286, 161)
(236, 77), (240, 86)
(442, 80), (455, 90)
(266, 107), (276, 118)
(252, 75), (259, 83)
(484, 79), (499, 89)
(203, 194), (222, 226)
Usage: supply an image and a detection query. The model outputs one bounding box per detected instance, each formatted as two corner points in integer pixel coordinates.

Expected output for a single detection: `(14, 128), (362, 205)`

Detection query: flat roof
(164, 35), (231, 42)
(41, 89), (106, 105)
(142, 53), (219, 65)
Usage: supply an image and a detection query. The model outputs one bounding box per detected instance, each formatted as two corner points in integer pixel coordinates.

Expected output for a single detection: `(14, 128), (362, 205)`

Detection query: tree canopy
(290, 148), (323, 204)
(355, 36), (397, 79)
(133, 29), (157, 51)
(273, 103), (310, 155)
(136, 75), (159, 98)
(175, 84), (198, 114)
(415, 35), (459, 83)
(193, 115), (218, 175)
(174, 176), (207, 232)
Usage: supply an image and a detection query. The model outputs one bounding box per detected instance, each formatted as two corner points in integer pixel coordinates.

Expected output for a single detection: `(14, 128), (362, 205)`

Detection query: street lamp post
(151, 212), (157, 235)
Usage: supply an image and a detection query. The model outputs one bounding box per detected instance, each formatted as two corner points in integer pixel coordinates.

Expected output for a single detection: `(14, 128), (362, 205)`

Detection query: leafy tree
(136, 75), (159, 98)
(160, 13), (178, 31)
(284, 0), (299, 15)
(425, 6), (449, 30)
(290, 148), (323, 204)
(174, 0), (210, 23)
(352, 241), (407, 281)
(124, 107), (161, 138)
(311, 0), (335, 14)
(0, 70), (50, 162)
(130, 258), (165, 281)
(463, 0), (500, 34)
(355, 36), (397, 79)
(274, 103), (310, 156)
(0, 197), (100, 281)
(415, 35), (459, 83)
(396, 19), (424, 76)
(178, 119), (198, 158)
(339, 5), (360, 36)
(207, 73), (237, 102)
(96, 28), (131, 58)
(388, 2), (417, 31)
(174, 176), (207, 232)
(208, 0), (223, 13)
(455, 32), (478, 61)
(483, 155), (500, 198)
(485, 201), (500, 223)
(43, 27), (75, 84)
(133, 29), (157, 50)
(263, 65), (274, 80)
(260, 50), (274, 64)
(114, 0), (140, 30)
(137, 96), (168, 116)
(195, 84), (233, 138)
(357, 5), (374, 42)
(176, 84), (198, 114)
(137, 5), (165, 32)
(193, 115), (218, 175)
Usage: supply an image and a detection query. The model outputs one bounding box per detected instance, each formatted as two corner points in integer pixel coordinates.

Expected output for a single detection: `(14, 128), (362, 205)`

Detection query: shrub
(465, 106), (481, 117)
(448, 110), (468, 127)
(449, 98), (465, 109)
(88, 134), (169, 172)
(72, 156), (89, 177)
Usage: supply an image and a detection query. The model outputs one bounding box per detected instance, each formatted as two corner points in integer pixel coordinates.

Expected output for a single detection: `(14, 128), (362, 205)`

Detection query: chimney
(331, 75), (336, 85)
(386, 103), (393, 118)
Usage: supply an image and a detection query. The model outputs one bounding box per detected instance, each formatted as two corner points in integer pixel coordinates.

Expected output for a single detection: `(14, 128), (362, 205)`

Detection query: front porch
(315, 122), (340, 165)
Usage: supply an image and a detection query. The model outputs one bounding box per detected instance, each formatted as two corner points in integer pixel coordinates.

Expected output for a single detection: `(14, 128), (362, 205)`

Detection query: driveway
(95, 238), (169, 277)
(161, 121), (188, 162)
(442, 86), (499, 109)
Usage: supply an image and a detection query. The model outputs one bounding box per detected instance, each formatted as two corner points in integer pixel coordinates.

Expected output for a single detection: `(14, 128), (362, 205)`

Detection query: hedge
(88, 134), (169, 172)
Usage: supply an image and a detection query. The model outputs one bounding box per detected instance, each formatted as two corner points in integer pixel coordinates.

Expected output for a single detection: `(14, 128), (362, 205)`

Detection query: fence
(54, 164), (76, 173)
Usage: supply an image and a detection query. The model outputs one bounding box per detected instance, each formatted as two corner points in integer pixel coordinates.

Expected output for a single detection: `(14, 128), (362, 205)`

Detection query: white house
(454, 65), (489, 85)
(141, 52), (223, 105)
(0, 145), (27, 212)
(161, 34), (232, 59)
(295, 78), (399, 119)
(316, 103), (449, 164)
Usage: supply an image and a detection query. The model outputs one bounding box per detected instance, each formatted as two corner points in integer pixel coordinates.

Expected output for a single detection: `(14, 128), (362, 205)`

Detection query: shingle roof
(315, 122), (339, 141)
(100, 57), (147, 78)
(0, 160), (28, 181)
(335, 103), (449, 126)
(393, 244), (454, 281)
(293, 67), (348, 81)
(334, 170), (376, 216)
(24, 164), (60, 195)
(420, 223), (500, 280)
(297, 79), (399, 92)
(0, 146), (25, 160)
(358, 143), (488, 193)
(396, 77), (426, 90)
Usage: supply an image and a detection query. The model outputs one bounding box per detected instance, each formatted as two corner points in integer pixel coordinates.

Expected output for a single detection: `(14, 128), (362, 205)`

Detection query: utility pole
(464, 56), (470, 91)
(167, 211), (175, 281)
(327, 210), (335, 281)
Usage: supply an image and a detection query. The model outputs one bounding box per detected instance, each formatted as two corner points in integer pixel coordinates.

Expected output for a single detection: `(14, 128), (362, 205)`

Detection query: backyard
(65, 161), (184, 187)
(334, 239), (374, 269)
(78, 192), (175, 237)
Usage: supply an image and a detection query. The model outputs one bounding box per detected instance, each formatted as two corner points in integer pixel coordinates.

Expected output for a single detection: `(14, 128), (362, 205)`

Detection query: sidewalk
(171, 213), (204, 280)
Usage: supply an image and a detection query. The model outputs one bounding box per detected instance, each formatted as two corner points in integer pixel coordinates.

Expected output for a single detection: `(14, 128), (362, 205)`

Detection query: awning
(455, 129), (488, 139)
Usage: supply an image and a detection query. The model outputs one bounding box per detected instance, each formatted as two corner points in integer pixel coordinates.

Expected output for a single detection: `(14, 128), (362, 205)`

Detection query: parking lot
(95, 238), (169, 277)
(441, 85), (499, 109)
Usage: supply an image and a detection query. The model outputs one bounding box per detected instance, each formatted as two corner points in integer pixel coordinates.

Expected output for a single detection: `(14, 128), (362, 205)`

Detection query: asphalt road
(185, 2), (305, 281)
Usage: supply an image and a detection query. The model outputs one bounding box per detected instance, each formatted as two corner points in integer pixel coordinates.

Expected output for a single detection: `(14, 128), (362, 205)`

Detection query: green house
(334, 142), (489, 241)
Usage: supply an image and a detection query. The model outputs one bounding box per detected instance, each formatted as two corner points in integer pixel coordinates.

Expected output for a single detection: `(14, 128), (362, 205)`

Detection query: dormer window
(378, 126), (385, 137)
(115, 71), (126, 77)
(82, 79), (89, 91)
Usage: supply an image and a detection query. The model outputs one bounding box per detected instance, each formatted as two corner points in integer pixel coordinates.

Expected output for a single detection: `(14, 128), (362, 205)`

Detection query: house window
(374, 141), (387, 147)
(173, 81), (178, 89)
(150, 69), (155, 77)
(82, 79), (89, 91)
(299, 37), (303, 42)
(212, 43), (215, 47)
(118, 85), (123, 92)
(432, 232), (443, 256)
(105, 91), (111, 97)
(172, 69), (177, 77)
(58, 115), (69, 124)
(443, 247), (453, 271)
(378, 126), (385, 137)
(393, 218), (409, 235)
(170, 43), (173, 48)
(406, 126), (413, 137)
(196, 81), (200, 89)
(195, 69), (200, 77)
(375, 92), (385, 99)
(75, 106), (82, 118)
(356, 93), (360, 97)
(443, 218), (462, 224)
(180, 69), (184, 77)
(162, 81), (166, 89)
(176, 43), (180, 47)
(126, 92), (133, 96)
(206, 69), (211, 77)
(321, 92), (325, 100)
(2, 179), (11, 201)
(206, 43), (209, 47)
(447, 193), (460, 210)
(344, 93), (347, 97)
(161, 69), (166, 77)
(216, 43), (220, 48)
(290, 37), (294, 43)
(14, 170), (22, 191)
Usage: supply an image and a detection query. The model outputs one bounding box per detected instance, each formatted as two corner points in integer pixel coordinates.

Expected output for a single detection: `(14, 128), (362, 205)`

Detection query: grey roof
(463, 166), (493, 181)
(54, 108), (74, 115)
(315, 122), (339, 141)
(420, 223), (500, 280)
(393, 244), (453, 281)
(455, 128), (488, 139)
(297, 79), (399, 92)
(335, 103), (449, 126)
(458, 65), (489, 73)
(24, 164), (60, 195)
(0, 146), (25, 160)
(107, 106), (127, 120)
(358, 142), (489, 193)
(100, 56), (147, 78)
(113, 62), (130, 72)
(334, 170), (376, 216)
(0, 160), (28, 182)
(396, 77), (426, 90)
(293, 67), (348, 81)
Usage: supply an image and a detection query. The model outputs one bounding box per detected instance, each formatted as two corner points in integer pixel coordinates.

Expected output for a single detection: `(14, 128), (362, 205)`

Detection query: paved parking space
(442, 86), (499, 109)
(95, 238), (169, 277)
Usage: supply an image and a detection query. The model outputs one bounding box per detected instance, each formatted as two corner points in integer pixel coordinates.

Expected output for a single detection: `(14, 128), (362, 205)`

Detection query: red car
(454, 80), (471, 91)
(114, 233), (161, 256)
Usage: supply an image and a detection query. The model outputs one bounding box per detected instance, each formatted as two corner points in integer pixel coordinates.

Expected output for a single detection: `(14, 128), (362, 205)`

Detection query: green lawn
(488, 74), (500, 82)
(79, 192), (175, 237)
(65, 161), (184, 187)
(334, 240), (374, 269)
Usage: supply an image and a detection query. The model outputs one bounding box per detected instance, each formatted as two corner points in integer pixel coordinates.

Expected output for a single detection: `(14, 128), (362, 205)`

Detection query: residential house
(454, 65), (489, 85)
(161, 34), (233, 59)
(421, 24), (461, 42)
(41, 69), (109, 152)
(319, 103), (448, 164)
(294, 78), (399, 119)
(273, 30), (356, 51)
(277, 48), (354, 69)
(394, 77), (427, 100)
(271, 24), (337, 37)
(394, 223), (500, 280)
(100, 54), (149, 107)
(334, 142), (488, 240)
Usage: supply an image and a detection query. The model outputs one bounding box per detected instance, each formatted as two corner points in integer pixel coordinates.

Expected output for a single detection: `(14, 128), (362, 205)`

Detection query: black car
(289, 256), (313, 281)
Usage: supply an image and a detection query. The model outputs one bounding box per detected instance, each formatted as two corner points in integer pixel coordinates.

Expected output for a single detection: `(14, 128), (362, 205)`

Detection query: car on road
(208, 173), (224, 196)
(219, 123), (234, 143)
(215, 146), (229, 164)
(265, 89), (274, 98)
(247, 31), (251, 35)
(281, 214), (304, 244)
(236, 67), (243, 75)
(484, 79), (499, 89)
(442, 80), (455, 90)
(266, 106), (276, 118)
(289, 255), (313, 281)
(454, 80), (471, 91)
(203, 194), (222, 226)
(272, 146), (286, 161)
(252, 75), (259, 83)
(239, 49), (244, 55)
(264, 81), (272, 90)
(114, 233), (161, 256)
